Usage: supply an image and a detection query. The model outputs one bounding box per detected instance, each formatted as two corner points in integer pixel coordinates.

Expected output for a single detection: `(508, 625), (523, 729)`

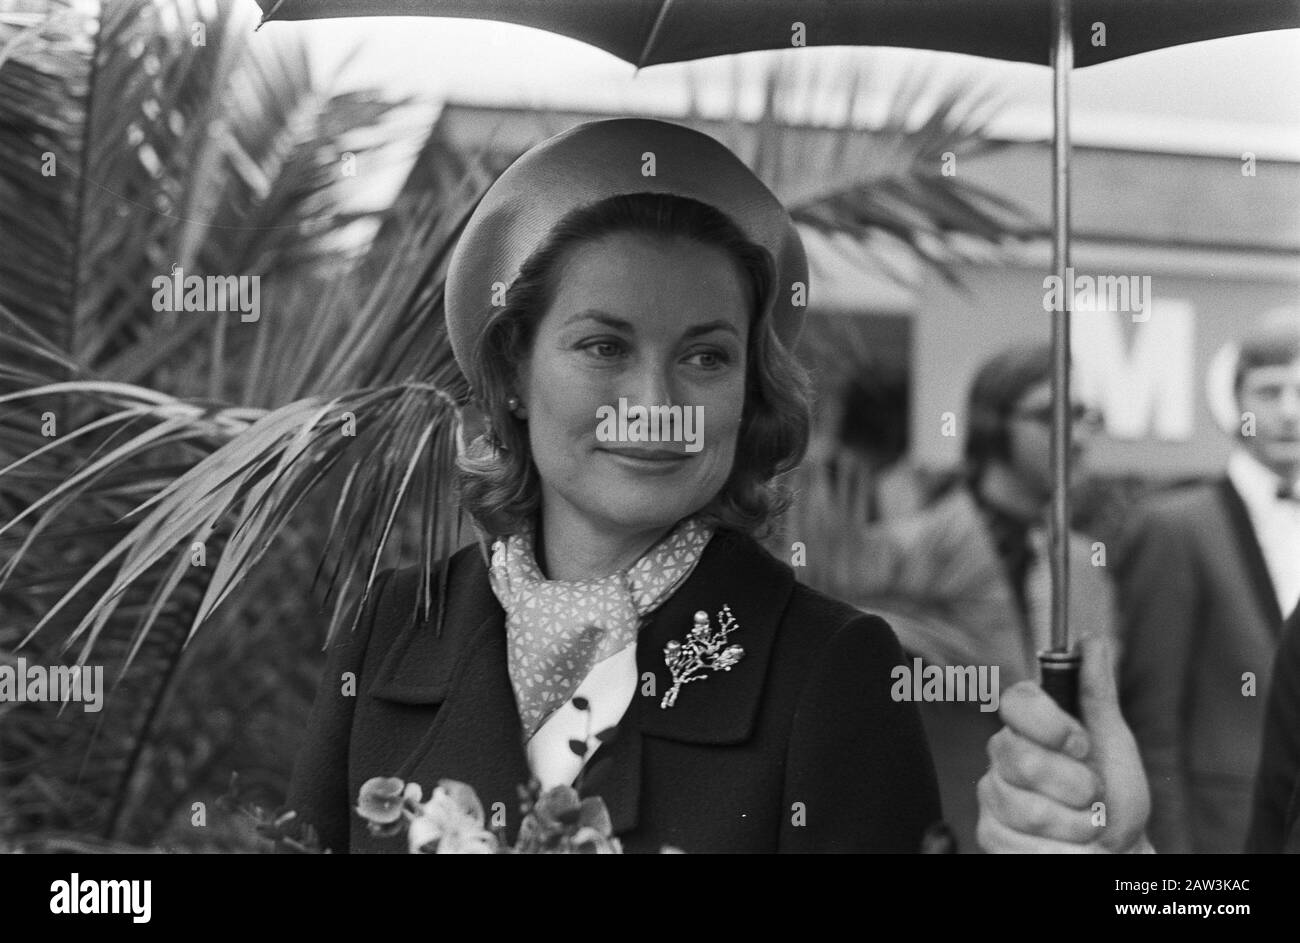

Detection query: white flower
(407, 780), (499, 854)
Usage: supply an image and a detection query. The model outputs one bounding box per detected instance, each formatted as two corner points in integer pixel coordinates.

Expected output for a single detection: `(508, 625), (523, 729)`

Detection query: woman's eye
(579, 339), (625, 360)
(685, 349), (730, 369)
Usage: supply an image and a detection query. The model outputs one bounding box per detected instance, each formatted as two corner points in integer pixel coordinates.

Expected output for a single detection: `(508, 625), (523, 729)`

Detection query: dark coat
(285, 528), (942, 853)
(1118, 479), (1285, 854)
(1246, 604), (1300, 853)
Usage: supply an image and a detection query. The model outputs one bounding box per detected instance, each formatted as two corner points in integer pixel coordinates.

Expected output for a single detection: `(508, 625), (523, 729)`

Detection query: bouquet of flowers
(222, 772), (623, 854)
(355, 775), (622, 854)
(233, 696), (654, 853)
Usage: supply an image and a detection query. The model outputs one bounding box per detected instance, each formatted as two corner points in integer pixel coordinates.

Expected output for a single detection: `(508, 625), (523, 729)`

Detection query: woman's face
(516, 230), (751, 539)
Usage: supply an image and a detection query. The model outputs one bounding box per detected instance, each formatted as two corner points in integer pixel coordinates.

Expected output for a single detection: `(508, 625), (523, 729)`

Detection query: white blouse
(525, 643), (638, 789)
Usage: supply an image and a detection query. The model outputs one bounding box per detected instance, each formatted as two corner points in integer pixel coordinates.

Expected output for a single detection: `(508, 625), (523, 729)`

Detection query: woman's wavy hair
(455, 191), (812, 539)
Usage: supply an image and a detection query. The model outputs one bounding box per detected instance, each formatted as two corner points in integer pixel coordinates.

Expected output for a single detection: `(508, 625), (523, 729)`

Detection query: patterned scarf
(488, 516), (714, 739)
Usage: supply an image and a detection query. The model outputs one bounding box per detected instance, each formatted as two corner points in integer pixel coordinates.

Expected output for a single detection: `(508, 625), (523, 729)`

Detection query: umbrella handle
(1038, 648), (1081, 719)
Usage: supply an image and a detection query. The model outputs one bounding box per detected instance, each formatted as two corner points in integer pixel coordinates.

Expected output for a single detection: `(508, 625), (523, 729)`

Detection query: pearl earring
(506, 395), (522, 415)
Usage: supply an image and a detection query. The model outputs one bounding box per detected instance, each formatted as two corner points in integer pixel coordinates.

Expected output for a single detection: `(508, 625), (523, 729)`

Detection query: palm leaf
(0, 0), (464, 844)
(692, 53), (1036, 285)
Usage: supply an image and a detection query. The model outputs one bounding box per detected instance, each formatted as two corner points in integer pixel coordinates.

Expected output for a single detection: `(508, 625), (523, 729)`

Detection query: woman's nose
(626, 361), (678, 409)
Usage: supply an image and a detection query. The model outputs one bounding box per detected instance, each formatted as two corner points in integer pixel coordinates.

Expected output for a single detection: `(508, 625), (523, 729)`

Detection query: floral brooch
(661, 605), (745, 709)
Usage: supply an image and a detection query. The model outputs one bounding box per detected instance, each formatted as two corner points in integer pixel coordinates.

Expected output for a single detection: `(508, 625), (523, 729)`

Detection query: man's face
(1005, 379), (1096, 500)
(1237, 358), (1300, 481)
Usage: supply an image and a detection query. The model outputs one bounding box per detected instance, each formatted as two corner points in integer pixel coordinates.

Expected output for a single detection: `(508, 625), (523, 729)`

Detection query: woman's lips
(598, 447), (692, 473)
(600, 446), (688, 460)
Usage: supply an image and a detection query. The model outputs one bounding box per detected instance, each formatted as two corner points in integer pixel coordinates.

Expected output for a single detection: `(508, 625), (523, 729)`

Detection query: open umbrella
(257, 0), (1300, 713)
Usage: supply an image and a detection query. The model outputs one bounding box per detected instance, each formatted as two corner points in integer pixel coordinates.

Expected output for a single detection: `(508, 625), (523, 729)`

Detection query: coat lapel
(1219, 477), (1285, 630)
(395, 610), (534, 831)
(635, 529), (794, 743)
(580, 529), (795, 836)
(368, 546), (533, 837)
(575, 685), (644, 834)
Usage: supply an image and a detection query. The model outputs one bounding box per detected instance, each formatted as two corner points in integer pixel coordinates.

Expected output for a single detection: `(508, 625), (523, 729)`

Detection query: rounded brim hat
(445, 117), (808, 385)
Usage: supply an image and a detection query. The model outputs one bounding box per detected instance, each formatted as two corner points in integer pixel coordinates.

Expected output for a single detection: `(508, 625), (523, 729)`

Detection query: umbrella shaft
(1050, 0), (1073, 653)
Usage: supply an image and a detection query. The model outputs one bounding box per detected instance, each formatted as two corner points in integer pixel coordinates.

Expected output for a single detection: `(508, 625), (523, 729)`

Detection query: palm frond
(692, 53), (1036, 285)
(0, 0), (472, 844)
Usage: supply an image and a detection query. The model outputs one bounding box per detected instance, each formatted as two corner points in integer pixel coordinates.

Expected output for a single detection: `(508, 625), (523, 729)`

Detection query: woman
(286, 117), (941, 853)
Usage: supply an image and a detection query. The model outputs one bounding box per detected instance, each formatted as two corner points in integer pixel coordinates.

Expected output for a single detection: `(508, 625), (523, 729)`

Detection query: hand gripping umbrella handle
(1038, 648), (1081, 719)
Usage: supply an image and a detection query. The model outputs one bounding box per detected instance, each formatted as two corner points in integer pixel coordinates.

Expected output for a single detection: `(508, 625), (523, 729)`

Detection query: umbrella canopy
(257, 0), (1300, 68)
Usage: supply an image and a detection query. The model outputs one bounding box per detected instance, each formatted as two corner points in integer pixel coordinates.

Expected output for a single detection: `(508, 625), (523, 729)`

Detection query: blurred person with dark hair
(838, 366), (909, 474)
(826, 340), (1115, 853)
(825, 363), (922, 523)
(1118, 309), (1300, 854)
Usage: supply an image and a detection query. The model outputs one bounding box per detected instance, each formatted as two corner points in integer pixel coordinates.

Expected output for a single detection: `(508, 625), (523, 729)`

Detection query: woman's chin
(587, 490), (712, 534)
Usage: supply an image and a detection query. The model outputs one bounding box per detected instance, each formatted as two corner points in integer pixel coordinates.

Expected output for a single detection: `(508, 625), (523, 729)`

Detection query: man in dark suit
(1119, 311), (1300, 853)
